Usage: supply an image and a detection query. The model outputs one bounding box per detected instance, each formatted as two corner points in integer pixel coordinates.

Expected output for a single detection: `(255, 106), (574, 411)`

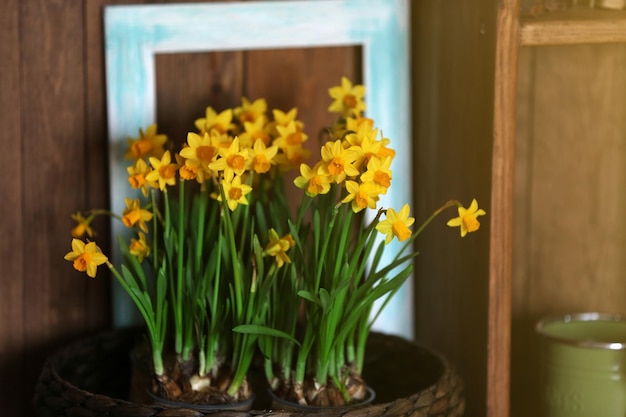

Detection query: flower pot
(127, 340), (256, 410)
(268, 386), (376, 411)
(145, 389), (256, 411)
(536, 312), (626, 417)
(33, 328), (464, 416)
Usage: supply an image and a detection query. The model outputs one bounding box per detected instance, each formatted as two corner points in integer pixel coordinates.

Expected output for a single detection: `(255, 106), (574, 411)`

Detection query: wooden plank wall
(511, 43), (626, 416)
(1, 0), (111, 414)
(0, 0), (358, 414)
(412, 2), (496, 416)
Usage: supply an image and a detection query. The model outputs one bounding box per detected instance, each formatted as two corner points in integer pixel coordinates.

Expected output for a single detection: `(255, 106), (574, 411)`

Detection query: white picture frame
(104, 0), (412, 337)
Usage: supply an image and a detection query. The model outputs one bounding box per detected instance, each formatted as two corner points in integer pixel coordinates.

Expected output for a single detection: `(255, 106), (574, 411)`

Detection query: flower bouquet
(65, 77), (485, 408)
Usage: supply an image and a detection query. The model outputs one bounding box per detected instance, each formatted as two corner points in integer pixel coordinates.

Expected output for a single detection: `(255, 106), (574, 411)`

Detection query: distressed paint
(104, 0), (412, 337)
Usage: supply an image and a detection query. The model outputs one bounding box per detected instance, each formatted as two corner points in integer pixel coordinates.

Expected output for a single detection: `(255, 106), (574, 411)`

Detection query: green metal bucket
(536, 312), (626, 417)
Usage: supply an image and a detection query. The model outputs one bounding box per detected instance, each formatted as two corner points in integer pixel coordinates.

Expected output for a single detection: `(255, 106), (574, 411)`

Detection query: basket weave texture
(33, 328), (464, 417)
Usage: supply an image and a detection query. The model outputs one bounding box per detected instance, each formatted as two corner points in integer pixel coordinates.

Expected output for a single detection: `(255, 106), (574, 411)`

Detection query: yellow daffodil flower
(360, 155), (392, 194)
(64, 239), (108, 278)
(124, 124), (167, 161)
(194, 107), (235, 135)
(274, 120), (308, 150)
(250, 139), (278, 174)
(347, 135), (383, 171)
(446, 199), (486, 237)
(239, 117), (272, 148)
(175, 152), (202, 183)
(127, 158), (154, 197)
(129, 232), (150, 262)
(345, 116), (374, 133)
(70, 212), (95, 238)
(234, 97), (267, 124)
(276, 144), (311, 170)
(378, 137), (396, 159)
(208, 137), (251, 179)
(328, 76), (366, 118)
(146, 150), (178, 191)
(264, 228), (294, 268)
(179, 132), (218, 171)
(343, 123), (379, 149)
(376, 204), (415, 244)
(321, 140), (359, 183)
(341, 180), (380, 213)
(121, 198), (153, 233)
(271, 108), (303, 132)
(294, 161), (332, 196)
(219, 174), (253, 211)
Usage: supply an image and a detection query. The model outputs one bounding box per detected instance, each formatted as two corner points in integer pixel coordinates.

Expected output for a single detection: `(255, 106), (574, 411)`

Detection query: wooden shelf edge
(521, 9), (626, 45)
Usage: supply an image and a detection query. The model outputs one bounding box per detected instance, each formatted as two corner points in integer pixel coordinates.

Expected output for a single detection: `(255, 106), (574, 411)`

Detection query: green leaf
(120, 264), (141, 292)
(319, 288), (330, 312)
(232, 324), (300, 346)
(297, 290), (322, 307)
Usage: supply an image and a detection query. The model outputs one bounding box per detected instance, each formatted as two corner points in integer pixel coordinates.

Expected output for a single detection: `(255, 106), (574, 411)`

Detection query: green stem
(313, 206), (338, 291)
(151, 189), (159, 274)
(413, 200), (460, 238)
(107, 263), (164, 375)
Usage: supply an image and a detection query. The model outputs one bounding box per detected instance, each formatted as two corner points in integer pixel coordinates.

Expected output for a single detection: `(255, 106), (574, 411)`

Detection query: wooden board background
(412, 1), (495, 416)
(511, 43), (626, 416)
(0, 0), (498, 415)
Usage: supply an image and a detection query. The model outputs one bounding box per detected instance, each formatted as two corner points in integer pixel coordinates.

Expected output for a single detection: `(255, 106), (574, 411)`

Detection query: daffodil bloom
(328, 76), (366, 118)
(121, 198), (153, 233)
(249, 139), (278, 174)
(64, 239), (108, 278)
(271, 108), (303, 131)
(234, 97), (267, 124)
(264, 228), (294, 268)
(345, 116), (374, 133)
(274, 120), (308, 150)
(341, 180), (380, 213)
(129, 232), (150, 262)
(219, 174), (253, 211)
(376, 204), (415, 244)
(347, 134), (382, 170)
(446, 199), (486, 237)
(124, 124), (167, 160)
(294, 161), (332, 196)
(71, 212), (95, 238)
(209, 137), (251, 179)
(360, 156), (392, 194)
(179, 132), (218, 171)
(194, 107), (235, 135)
(127, 158), (154, 197)
(343, 123), (379, 149)
(276, 144), (311, 170)
(378, 137), (396, 159)
(146, 150), (178, 191)
(321, 140), (359, 183)
(176, 153), (201, 182)
(238, 117), (272, 148)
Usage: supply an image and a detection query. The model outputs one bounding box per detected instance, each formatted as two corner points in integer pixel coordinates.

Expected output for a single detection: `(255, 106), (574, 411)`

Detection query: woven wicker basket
(33, 328), (464, 416)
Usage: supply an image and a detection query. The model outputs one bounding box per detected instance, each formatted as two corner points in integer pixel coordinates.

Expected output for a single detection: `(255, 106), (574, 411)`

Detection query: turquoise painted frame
(104, 0), (412, 337)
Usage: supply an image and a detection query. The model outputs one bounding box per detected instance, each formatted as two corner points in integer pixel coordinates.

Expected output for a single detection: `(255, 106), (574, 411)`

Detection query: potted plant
(64, 77), (485, 409)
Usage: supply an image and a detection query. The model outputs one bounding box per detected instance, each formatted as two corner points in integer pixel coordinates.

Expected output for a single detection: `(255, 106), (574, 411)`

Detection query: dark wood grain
(19, 2), (94, 411)
(0, 0), (25, 415)
(155, 51), (245, 149)
(412, 1), (496, 416)
(84, 0), (114, 331)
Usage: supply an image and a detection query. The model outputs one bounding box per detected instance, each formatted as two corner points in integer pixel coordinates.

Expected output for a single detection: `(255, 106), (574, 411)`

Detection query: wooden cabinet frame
(491, 2), (626, 416)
